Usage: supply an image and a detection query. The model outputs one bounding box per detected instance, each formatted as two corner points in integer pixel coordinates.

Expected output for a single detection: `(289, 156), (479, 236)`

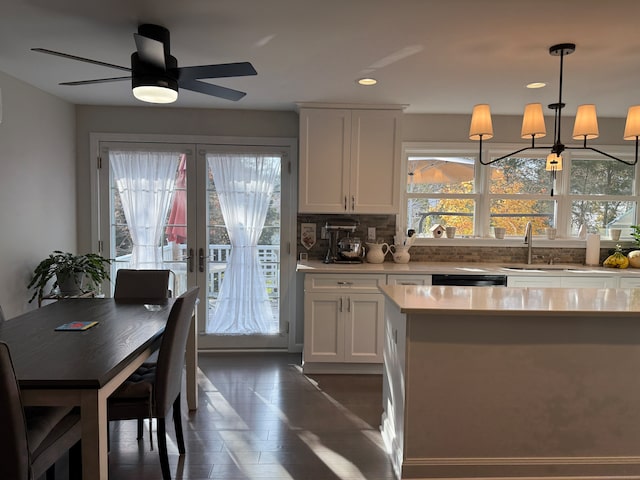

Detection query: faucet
(524, 221), (533, 264)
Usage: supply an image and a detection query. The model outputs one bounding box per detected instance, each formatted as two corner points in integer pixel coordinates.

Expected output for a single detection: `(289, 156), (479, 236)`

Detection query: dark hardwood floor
(105, 352), (394, 479)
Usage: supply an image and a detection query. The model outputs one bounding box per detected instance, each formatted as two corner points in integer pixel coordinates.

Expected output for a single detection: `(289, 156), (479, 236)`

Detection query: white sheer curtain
(110, 151), (180, 269)
(206, 153), (280, 335)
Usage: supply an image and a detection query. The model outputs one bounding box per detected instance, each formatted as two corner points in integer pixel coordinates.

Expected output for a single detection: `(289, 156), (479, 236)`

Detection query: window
(402, 143), (638, 240)
(406, 154), (476, 236)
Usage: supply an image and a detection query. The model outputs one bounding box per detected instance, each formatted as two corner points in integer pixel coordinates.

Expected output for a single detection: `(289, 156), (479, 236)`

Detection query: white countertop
(296, 260), (640, 276)
(379, 284), (640, 315)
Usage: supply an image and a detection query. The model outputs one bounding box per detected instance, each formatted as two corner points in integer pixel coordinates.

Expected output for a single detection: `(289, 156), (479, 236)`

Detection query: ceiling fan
(32, 24), (257, 104)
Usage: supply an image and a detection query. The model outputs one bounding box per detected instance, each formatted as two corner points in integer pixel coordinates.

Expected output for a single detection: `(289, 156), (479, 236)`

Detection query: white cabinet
(619, 277), (640, 288)
(387, 274), (432, 286)
(298, 106), (402, 214)
(562, 276), (618, 288)
(507, 275), (617, 288)
(303, 274), (385, 373)
(507, 276), (562, 287)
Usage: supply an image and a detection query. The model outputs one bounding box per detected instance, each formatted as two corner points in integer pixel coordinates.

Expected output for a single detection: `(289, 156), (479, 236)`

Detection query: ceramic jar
(390, 244), (410, 264)
(365, 242), (389, 264)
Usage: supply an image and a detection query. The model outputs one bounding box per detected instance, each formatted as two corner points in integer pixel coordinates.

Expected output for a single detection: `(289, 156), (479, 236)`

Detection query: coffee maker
(323, 222), (363, 264)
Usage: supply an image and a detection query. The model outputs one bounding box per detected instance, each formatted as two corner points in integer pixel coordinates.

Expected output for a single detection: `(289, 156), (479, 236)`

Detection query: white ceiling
(1, 0), (640, 117)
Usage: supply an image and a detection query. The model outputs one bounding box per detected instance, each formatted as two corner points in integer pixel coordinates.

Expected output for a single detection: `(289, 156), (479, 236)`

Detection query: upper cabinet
(298, 104), (404, 214)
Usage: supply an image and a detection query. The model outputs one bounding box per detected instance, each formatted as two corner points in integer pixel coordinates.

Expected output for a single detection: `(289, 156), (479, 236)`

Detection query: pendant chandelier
(469, 43), (640, 193)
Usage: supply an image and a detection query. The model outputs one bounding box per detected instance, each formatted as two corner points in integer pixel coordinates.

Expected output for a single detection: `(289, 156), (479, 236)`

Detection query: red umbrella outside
(166, 154), (187, 244)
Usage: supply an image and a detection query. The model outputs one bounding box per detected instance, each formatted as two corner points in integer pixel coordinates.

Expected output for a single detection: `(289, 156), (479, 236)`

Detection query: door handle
(344, 196), (348, 211)
(188, 248), (194, 273)
(339, 297), (343, 312)
(198, 248), (206, 273)
(347, 297), (351, 312)
(351, 195), (355, 210)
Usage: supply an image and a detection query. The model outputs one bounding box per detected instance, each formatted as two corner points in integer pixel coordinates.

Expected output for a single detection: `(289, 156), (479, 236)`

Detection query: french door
(96, 139), (295, 350)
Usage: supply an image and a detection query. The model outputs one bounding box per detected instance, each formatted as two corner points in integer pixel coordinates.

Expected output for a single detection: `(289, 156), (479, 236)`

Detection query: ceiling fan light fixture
(133, 85), (178, 103)
(132, 75), (178, 104)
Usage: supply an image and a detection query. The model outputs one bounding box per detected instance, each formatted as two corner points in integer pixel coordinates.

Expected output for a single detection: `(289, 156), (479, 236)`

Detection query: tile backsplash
(297, 214), (608, 264)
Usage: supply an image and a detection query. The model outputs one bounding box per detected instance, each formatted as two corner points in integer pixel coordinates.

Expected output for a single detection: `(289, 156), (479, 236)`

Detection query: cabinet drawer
(387, 274), (432, 286)
(304, 274), (386, 293)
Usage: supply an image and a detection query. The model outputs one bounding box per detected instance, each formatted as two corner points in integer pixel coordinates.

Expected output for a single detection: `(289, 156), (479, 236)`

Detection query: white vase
(390, 245), (410, 264)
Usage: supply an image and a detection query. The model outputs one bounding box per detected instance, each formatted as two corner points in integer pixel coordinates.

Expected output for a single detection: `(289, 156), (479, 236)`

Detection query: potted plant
(28, 251), (112, 304)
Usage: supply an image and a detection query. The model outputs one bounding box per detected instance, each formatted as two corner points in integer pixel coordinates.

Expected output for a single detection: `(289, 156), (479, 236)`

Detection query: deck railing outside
(113, 244), (280, 313)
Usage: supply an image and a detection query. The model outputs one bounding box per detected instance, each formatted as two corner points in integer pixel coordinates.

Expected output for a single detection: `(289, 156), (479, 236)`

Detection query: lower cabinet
(619, 277), (640, 288)
(507, 275), (618, 288)
(303, 274), (385, 373)
(387, 274), (432, 286)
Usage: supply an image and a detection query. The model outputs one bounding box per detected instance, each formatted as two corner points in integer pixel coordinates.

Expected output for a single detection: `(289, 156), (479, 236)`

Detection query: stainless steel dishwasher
(431, 274), (507, 287)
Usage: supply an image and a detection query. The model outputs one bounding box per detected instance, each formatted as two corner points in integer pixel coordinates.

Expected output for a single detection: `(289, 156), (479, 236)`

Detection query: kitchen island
(379, 284), (640, 480)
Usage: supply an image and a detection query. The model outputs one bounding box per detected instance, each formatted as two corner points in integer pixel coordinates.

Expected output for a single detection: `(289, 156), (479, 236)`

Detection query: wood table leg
(80, 389), (109, 479)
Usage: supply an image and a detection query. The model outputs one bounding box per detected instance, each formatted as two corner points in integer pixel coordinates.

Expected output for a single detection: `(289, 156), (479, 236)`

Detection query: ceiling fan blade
(179, 79), (246, 101)
(177, 62), (257, 81)
(133, 33), (166, 69)
(59, 76), (132, 86)
(31, 48), (131, 72)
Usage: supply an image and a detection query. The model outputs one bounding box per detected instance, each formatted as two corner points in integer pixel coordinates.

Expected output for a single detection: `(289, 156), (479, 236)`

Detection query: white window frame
(400, 141), (639, 247)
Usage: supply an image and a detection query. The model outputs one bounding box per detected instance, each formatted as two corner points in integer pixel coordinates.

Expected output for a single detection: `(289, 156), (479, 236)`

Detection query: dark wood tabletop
(0, 298), (174, 389)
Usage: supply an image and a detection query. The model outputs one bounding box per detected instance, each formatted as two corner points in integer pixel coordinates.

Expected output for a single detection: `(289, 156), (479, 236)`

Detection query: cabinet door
(619, 277), (640, 288)
(344, 293), (384, 363)
(387, 274), (432, 286)
(298, 109), (351, 213)
(350, 109), (401, 214)
(303, 293), (344, 362)
(507, 276), (562, 287)
(561, 276), (618, 288)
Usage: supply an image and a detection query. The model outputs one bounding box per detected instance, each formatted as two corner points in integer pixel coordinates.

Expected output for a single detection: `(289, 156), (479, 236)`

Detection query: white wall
(0, 71), (76, 317)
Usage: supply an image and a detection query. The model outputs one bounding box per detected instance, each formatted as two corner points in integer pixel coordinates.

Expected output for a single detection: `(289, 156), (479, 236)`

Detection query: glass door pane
(100, 143), (194, 296)
(196, 146), (287, 349)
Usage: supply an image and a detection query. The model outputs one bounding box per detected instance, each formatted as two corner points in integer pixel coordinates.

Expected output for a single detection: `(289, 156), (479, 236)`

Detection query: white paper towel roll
(585, 233), (601, 266)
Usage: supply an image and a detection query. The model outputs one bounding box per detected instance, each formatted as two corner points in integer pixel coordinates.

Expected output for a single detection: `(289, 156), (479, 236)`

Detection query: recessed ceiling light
(526, 82), (546, 89)
(357, 78), (377, 86)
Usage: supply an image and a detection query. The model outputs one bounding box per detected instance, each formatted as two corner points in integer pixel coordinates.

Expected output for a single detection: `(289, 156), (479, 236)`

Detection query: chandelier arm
(566, 146), (638, 166)
(479, 146), (550, 165)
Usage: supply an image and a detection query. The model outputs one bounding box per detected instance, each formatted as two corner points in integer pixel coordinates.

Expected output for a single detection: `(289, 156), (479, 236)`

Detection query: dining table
(0, 297), (199, 479)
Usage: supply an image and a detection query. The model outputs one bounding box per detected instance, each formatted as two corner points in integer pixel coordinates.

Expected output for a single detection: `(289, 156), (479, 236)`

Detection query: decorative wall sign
(301, 223), (317, 250)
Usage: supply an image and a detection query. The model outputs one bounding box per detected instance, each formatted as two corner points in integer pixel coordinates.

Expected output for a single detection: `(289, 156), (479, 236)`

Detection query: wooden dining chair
(113, 269), (172, 301)
(108, 286), (199, 480)
(0, 341), (82, 480)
